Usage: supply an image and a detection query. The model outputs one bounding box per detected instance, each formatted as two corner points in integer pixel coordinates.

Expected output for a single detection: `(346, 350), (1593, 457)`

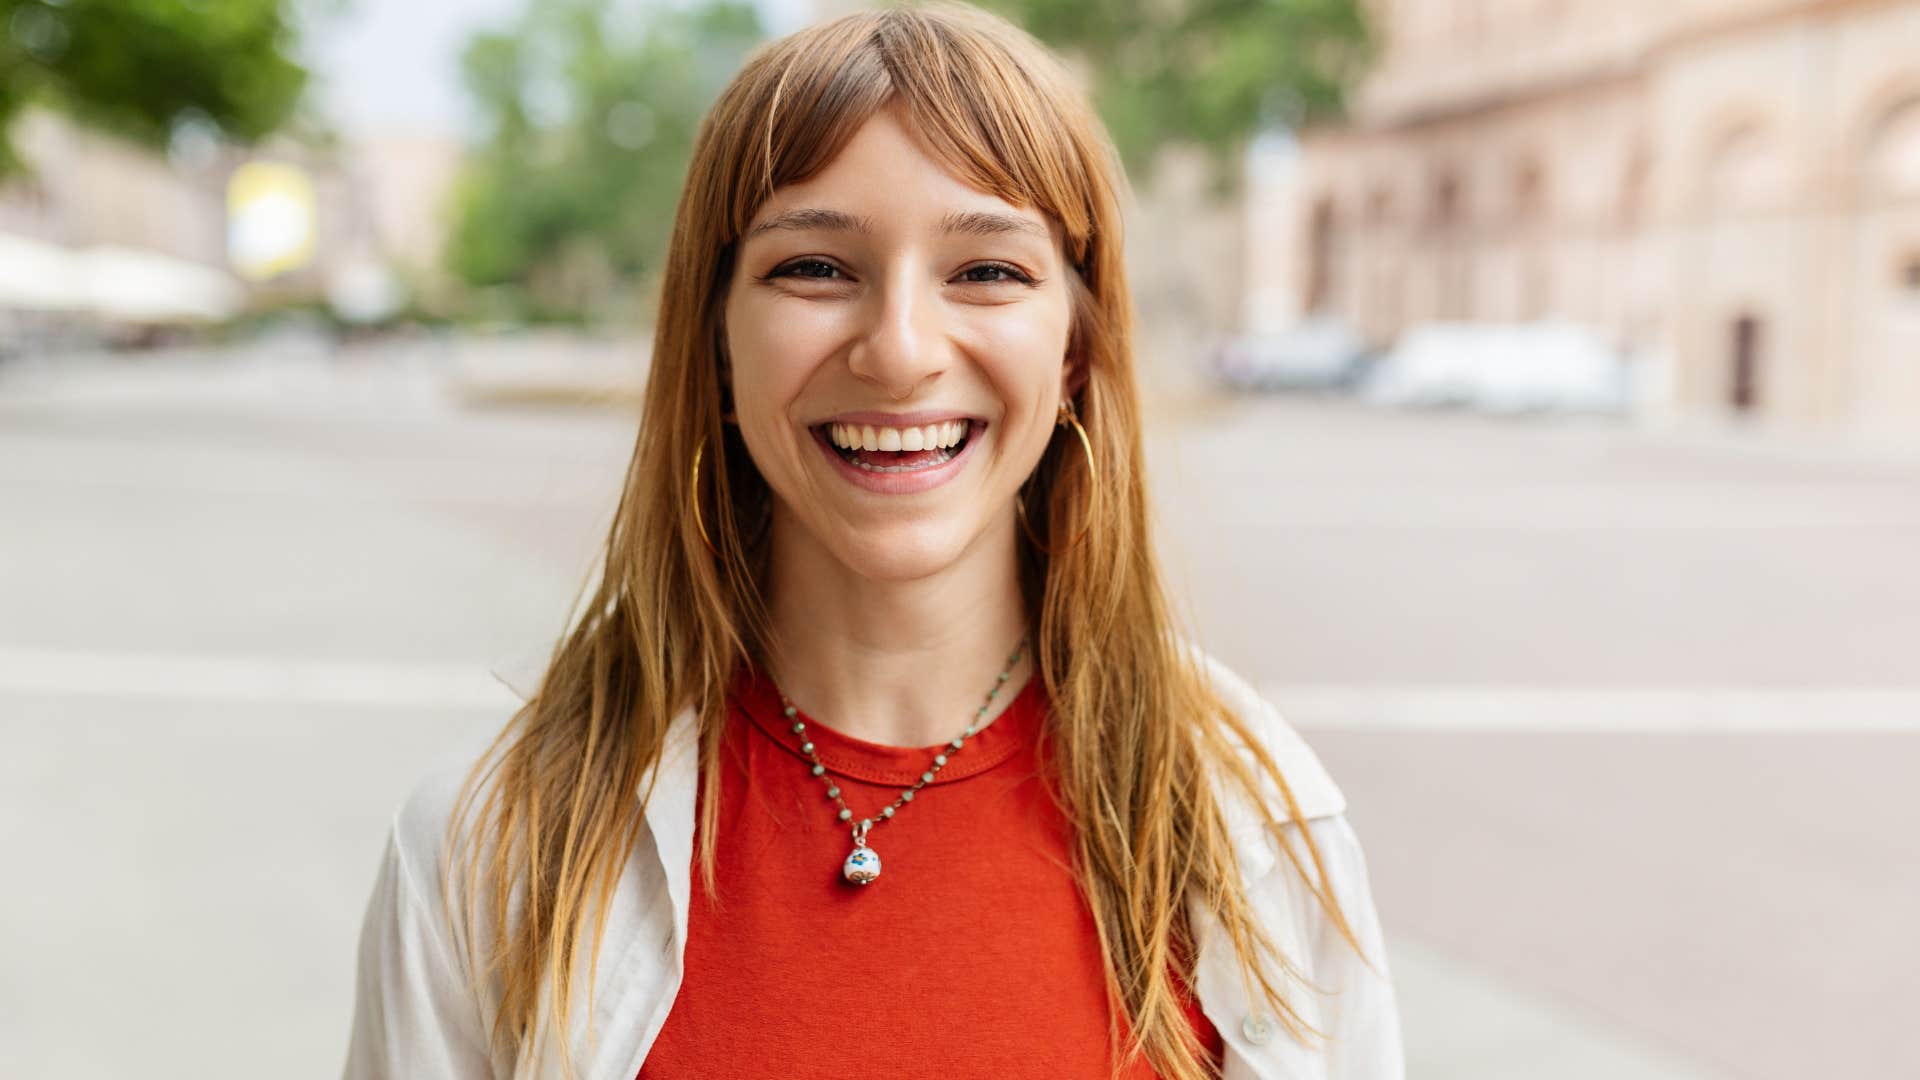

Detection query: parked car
(1360, 321), (1631, 415)
(1209, 316), (1372, 392)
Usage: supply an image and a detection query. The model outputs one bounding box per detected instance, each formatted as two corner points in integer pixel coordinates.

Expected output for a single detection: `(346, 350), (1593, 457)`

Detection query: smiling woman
(342, 5), (1404, 1080)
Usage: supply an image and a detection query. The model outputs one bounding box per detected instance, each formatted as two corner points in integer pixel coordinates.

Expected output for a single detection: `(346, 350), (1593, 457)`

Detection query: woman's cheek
(749, 297), (852, 370)
(967, 307), (1071, 386)
(730, 298), (818, 387)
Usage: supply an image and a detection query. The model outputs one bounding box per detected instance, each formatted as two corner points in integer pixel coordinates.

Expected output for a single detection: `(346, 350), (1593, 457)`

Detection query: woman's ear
(1060, 360), (1081, 403)
(1061, 337), (1090, 401)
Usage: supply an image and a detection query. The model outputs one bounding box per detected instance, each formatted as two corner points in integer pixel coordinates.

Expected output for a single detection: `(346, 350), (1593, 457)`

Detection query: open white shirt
(342, 652), (1405, 1078)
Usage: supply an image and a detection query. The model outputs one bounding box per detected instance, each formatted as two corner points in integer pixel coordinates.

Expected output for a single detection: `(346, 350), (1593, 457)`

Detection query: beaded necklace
(773, 636), (1030, 886)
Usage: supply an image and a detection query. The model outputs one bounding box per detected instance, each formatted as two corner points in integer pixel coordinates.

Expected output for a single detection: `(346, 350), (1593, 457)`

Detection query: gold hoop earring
(1017, 399), (1097, 555)
(691, 434), (771, 558)
(690, 438), (720, 558)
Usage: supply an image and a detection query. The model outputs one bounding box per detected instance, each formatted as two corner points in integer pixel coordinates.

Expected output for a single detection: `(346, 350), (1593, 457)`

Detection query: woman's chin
(822, 527), (978, 584)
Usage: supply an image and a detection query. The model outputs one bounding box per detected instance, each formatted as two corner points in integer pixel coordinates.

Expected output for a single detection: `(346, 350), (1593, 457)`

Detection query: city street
(2, 344), (1914, 1079)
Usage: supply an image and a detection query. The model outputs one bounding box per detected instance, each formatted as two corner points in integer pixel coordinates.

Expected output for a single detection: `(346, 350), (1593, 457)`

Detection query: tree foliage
(984, 0), (1372, 193)
(0, 0), (307, 173)
(443, 0), (761, 319)
(443, 0), (1368, 316)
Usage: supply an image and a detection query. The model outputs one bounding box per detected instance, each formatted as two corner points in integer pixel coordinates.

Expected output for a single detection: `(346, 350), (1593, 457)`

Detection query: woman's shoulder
(1185, 644), (1348, 825)
(383, 732), (508, 901)
(347, 735), (525, 1079)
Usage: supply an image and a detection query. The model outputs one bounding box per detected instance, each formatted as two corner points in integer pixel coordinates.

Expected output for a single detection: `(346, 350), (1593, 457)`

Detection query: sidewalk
(1394, 936), (1728, 1079)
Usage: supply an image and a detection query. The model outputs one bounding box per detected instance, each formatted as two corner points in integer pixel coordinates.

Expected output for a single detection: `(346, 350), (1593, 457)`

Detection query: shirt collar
(640, 651), (1344, 896)
(730, 663), (1050, 786)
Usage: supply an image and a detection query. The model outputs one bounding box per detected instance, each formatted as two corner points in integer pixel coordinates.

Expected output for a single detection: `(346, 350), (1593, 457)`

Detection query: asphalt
(2, 343), (1913, 1079)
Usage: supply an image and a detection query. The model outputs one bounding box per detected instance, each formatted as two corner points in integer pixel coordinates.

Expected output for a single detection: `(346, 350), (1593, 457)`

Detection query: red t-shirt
(638, 665), (1223, 1078)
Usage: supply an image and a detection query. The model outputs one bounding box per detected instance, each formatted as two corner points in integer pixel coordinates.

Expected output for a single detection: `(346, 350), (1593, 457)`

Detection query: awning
(0, 233), (245, 321)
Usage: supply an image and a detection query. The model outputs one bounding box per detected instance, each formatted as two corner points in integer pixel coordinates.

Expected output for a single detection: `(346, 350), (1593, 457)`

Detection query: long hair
(448, 5), (1376, 1078)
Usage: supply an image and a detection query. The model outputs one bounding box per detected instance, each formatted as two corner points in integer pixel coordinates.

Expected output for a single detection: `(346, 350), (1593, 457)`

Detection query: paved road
(1150, 392), (1920, 1079)
(2, 346), (1913, 1078)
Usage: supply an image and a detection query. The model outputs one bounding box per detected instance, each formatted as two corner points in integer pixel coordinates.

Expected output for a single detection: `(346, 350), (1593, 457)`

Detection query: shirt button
(1241, 1012), (1274, 1045)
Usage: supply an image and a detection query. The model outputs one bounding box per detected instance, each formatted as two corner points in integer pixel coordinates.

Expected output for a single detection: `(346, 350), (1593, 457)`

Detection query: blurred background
(2, 0), (1916, 1077)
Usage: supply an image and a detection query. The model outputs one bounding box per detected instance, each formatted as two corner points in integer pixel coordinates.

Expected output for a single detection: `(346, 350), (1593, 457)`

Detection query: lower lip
(810, 424), (983, 494)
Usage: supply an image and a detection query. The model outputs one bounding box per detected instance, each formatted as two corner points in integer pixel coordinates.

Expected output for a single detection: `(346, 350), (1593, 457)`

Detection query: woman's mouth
(820, 419), (974, 471)
(809, 418), (982, 493)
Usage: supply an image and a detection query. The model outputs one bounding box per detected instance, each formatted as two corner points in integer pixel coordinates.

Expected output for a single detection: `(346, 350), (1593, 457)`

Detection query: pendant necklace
(773, 635), (1029, 887)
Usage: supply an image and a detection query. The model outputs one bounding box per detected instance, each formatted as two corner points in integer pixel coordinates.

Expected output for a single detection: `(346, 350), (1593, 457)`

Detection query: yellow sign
(226, 161), (315, 280)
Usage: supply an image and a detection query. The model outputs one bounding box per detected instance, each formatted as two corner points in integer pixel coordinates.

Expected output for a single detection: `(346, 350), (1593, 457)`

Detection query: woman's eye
(765, 259), (1035, 286)
(958, 262), (1033, 285)
(773, 259), (843, 280)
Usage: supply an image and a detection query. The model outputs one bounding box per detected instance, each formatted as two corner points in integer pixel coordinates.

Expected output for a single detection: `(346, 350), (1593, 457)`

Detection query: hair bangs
(723, 33), (893, 239)
(718, 4), (1098, 270)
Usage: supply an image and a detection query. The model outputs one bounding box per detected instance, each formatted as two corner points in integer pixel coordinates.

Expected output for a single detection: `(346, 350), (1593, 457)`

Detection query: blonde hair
(449, 4), (1376, 1078)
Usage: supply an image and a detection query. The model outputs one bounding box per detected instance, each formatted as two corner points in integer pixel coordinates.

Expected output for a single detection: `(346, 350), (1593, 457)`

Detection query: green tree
(986, 0), (1372, 195)
(445, 0), (1366, 317)
(0, 0), (307, 174)
(444, 0), (762, 320)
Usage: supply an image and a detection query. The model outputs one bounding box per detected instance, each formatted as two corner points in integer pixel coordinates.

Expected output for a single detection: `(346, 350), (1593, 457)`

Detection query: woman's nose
(846, 269), (946, 398)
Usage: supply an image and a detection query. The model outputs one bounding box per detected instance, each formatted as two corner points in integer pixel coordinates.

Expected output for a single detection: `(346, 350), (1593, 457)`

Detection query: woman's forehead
(742, 106), (1061, 244)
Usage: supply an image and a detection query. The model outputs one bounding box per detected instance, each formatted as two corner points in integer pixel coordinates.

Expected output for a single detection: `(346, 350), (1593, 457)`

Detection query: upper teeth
(828, 420), (969, 452)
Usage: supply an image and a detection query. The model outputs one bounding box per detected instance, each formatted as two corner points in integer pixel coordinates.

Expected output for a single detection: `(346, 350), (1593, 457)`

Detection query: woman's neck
(761, 509), (1033, 748)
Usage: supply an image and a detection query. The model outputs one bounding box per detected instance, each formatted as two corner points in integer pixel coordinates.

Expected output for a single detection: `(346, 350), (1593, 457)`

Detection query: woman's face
(723, 104), (1077, 583)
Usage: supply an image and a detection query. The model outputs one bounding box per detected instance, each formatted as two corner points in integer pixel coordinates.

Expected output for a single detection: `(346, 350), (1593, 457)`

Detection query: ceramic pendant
(842, 844), (881, 885)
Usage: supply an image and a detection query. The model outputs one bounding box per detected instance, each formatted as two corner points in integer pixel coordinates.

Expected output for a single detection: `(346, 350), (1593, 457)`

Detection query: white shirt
(342, 652), (1405, 1079)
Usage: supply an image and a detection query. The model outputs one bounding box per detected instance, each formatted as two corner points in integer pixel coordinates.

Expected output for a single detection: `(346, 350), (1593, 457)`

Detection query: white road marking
(5, 647), (1911, 732)
(1263, 684), (1920, 732)
(0, 646), (525, 709)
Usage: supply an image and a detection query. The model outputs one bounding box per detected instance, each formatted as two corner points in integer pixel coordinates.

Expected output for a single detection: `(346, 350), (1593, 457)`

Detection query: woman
(343, 4), (1403, 1079)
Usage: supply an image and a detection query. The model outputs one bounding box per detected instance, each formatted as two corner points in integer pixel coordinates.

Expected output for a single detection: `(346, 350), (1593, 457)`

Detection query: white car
(1361, 321), (1631, 415)
(1210, 316), (1371, 392)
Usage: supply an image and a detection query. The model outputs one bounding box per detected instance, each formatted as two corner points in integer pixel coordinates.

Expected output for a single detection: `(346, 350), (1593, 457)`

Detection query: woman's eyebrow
(939, 210), (1050, 240)
(744, 207), (1048, 241)
(746, 207), (872, 240)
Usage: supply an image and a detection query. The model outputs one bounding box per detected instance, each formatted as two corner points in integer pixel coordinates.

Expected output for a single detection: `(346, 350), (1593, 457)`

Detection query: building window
(1513, 159), (1546, 225)
(1306, 197), (1339, 313)
(1367, 187), (1394, 225)
(1618, 146), (1650, 229)
(1729, 314), (1762, 413)
(1431, 170), (1463, 229)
